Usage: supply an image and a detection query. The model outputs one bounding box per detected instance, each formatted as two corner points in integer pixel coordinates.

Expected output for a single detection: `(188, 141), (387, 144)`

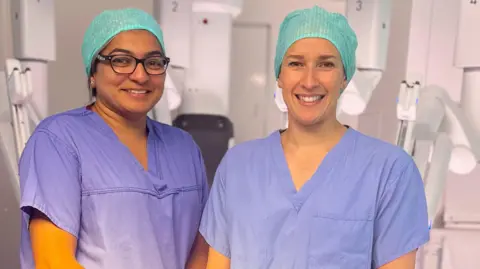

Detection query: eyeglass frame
(96, 53), (170, 75)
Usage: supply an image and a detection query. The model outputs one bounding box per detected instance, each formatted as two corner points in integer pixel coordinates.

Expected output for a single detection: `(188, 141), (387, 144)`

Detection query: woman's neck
(90, 100), (147, 138)
(281, 118), (347, 152)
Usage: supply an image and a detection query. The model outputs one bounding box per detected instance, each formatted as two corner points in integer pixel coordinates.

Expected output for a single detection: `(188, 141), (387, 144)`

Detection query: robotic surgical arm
(396, 84), (480, 226)
(151, 0), (242, 126)
(338, 0), (392, 116)
(153, 0), (242, 184)
(0, 0), (56, 198)
(3, 0), (55, 158)
(394, 0), (480, 231)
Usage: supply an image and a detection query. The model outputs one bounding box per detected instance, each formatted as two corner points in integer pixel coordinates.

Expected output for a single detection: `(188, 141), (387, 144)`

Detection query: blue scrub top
(19, 107), (208, 269)
(200, 127), (430, 269)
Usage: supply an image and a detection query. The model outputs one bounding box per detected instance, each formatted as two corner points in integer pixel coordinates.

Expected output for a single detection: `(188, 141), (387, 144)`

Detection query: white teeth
(129, 90), (147, 94)
(299, 95), (323, 102)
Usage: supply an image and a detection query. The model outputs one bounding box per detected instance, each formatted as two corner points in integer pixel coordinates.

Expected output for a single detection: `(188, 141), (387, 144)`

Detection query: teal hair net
(274, 6), (358, 83)
(81, 8), (166, 76)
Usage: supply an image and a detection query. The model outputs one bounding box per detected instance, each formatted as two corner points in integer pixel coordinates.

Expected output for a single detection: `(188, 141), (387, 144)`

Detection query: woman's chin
(291, 114), (325, 127)
(119, 99), (156, 114)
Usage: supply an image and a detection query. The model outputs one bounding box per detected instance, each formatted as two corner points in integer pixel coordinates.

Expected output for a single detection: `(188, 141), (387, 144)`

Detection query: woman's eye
(288, 61), (303, 67)
(112, 57), (132, 64)
(319, 62), (334, 68)
(147, 60), (160, 66)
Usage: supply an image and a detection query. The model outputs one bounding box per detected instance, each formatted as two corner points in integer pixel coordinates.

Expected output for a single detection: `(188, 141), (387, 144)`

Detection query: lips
(121, 88), (152, 99)
(122, 89), (150, 94)
(295, 94), (325, 103)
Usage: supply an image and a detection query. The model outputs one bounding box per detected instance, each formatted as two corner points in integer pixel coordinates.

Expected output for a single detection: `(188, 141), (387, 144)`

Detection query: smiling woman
(18, 8), (209, 269)
(278, 38), (346, 127)
(89, 29), (168, 119)
(200, 5), (430, 269)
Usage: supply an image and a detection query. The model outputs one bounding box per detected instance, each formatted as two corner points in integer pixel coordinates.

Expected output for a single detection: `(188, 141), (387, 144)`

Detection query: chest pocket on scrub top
(308, 215), (373, 269)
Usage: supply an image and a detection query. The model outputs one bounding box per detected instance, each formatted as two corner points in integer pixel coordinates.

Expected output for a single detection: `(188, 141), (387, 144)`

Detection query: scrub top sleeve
(199, 159), (230, 258)
(372, 159), (430, 268)
(19, 129), (81, 238)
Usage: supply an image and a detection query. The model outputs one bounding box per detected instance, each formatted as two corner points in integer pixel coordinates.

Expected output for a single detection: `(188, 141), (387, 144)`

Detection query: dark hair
(89, 60), (99, 98)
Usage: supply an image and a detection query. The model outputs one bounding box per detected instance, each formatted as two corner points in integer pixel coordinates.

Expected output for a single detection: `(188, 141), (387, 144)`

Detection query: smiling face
(90, 30), (166, 119)
(277, 37), (347, 128)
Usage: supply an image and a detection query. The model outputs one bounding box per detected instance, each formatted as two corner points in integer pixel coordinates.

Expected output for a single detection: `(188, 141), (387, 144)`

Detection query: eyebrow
(286, 54), (337, 60)
(108, 48), (164, 57)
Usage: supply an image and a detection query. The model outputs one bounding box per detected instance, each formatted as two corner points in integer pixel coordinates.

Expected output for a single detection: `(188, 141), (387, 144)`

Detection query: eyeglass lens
(110, 55), (168, 74)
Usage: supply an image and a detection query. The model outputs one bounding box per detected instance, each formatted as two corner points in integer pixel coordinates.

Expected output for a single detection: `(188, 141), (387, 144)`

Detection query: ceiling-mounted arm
(431, 86), (480, 175)
(153, 0), (242, 185)
(4, 0), (55, 159)
(410, 85), (480, 228)
(151, 0), (194, 124)
(152, 0), (243, 125)
(337, 0), (392, 116)
(394, 0), (480, 241)
(0, 0), (55, 203)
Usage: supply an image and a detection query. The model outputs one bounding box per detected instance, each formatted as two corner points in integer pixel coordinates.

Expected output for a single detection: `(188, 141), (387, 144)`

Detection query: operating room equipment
(154, 0), (242, 184)
(2, 0), (480, 268)
(1, 0), (56, 201)
(393, 1), (480, 268)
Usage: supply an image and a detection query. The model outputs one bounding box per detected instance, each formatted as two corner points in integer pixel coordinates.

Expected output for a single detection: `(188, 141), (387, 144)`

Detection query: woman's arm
(198, 153), (231, 269)
(372, 159), (429, 268)
(29, 211), (84, 269)
(19, 130), (82, 269)
(378, 251), (417, 269)
(206, 247), (230, 269)
(186, 233), (209, 269)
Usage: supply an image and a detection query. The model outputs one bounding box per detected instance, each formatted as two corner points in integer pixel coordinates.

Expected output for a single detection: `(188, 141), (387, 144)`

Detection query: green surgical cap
(81, 8), (165, 76)
(275, 6), (358, 83)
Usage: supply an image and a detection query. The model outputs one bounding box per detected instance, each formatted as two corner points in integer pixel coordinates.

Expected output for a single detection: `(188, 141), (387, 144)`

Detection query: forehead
(103, 30), (162, 55)
(286, 38), (341, 58)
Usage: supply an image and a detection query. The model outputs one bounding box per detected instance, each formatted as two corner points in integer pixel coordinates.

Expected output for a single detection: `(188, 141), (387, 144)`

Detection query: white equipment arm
(338, 0), (392, 116)
(395, 0), (480, 231)
(153, 0), (241, 185)
(149, 71), (182, 124)
(397, 84), (480, 222)
(3, 0), (55, 159)
(0, 0), (55, 203)
(152, 0), (242, 125)
(151, 0), (190, 124)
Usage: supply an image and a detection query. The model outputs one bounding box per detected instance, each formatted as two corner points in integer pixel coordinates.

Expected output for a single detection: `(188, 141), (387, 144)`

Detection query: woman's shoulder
(148, 119), (198, 146)
(36, 107), (90, 129)
(225, 133), (274, 160)
(31, 107), (94, 143)
(351, 129), (417, 179)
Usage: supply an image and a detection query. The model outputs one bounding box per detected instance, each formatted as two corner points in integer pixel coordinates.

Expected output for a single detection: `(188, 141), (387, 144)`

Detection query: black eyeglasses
(96, 54), (170, 75)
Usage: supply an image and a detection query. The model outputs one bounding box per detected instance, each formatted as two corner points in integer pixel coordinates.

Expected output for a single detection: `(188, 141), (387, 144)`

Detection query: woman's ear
(277, 79), (283, 89)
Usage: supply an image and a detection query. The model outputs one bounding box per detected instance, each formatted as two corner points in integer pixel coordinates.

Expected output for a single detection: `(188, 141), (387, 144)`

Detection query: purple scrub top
(19, 106), (208, 269)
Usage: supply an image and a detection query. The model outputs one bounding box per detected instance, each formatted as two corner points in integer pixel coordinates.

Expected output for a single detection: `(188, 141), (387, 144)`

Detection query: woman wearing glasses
(18, 8), (208, 269)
